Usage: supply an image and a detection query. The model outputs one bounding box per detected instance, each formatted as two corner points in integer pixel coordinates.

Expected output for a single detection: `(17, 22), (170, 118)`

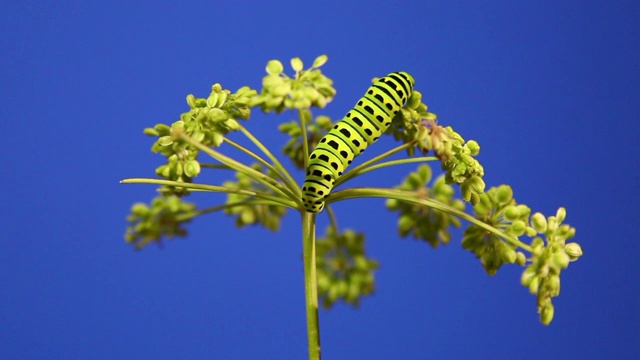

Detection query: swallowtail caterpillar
(302, 72), (415, 213)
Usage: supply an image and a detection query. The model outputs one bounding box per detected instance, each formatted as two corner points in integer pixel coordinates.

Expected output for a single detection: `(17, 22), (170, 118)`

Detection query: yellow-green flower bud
(224, 119), (240, 130)
(209, 108), (227, 122)
(407, 91), (422, 109)
(504, 205), (521, 221)
(547, 216), (558, 232)
(186, 94), (197, 108)
(312, 54), (328, 68)
(154, 123), (171, 136)
(143, 127), (159, 136)
(510, 220), (527, 235)
(556, 207), (567, 223)
(564, 242), (583, 261)
(525, 227), (538, 237)
(528, 276), (540, 294)
(552, 250), (570, 270)
(158, 135), (173, 147)
(473, 201), (491, 218)
(266, 60), (284, 75)
(521, 266), (537, 286)
(501, 246), (517, 264)
(531, 212), (547, 233)
(546, 275), (561, 297)
(131, 203), (149, 216)
(183, 160), (201, 178)
(272, 83), (292, 97)
(290, 57), (303, 72)
(495, 185), (513, 205)
(540, 303), (554, 325)
(385, 198), (399, 209)
(466, 140), (480, 155)
(398, 214), (415, 235)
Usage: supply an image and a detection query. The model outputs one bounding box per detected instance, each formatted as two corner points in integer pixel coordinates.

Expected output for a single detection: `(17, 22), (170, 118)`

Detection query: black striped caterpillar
(302, 71), (415, 213)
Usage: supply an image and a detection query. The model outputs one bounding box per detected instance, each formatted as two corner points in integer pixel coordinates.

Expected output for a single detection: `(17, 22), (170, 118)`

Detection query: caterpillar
(301, 71), (415, 213)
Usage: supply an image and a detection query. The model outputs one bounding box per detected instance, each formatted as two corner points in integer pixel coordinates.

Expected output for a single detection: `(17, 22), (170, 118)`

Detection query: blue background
(1, 1), (638, 359)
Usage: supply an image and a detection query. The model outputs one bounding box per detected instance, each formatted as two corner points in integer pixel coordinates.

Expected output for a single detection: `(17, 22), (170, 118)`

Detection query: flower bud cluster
(435, 127), (485, 204)
(316, 226), (378, 308)
(462, 185), (529, 275)
(391, 110), (485, 205)
(386, 165), (465, 247)
(142, 85), (258, 194)
(463, 185), (582, 324)
(387, 90), (437, 156)
(252, 55), (336, 113)
(124, 195), (196, 249)
(521, 208), (581, 325)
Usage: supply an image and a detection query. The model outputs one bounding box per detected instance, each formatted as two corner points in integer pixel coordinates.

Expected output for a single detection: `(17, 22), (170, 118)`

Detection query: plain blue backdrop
(1, 1), (638, 359)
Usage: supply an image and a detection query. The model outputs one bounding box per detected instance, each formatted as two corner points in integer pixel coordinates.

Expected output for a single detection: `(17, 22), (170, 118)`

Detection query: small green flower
(124, 195), (196, 250)
(387, 165), (465, 247)
(141, 85), (258, 195)
(518, 208), (581, 325)
(462, 185), (529, 275)
(252, 55), (336, 113)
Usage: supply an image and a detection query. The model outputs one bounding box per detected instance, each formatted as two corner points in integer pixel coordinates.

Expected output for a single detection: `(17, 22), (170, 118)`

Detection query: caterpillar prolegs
(301, 71), (415, 213)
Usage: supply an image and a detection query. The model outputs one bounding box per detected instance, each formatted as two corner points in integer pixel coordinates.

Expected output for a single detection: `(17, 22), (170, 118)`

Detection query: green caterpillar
(302, 71), (415, 213)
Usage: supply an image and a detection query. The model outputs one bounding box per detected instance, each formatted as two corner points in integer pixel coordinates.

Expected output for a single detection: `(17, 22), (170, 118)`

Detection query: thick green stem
(301, 211), (321, 360)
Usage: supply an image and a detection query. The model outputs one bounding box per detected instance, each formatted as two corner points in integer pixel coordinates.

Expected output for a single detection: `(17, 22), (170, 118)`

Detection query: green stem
(223, 137), (284, 177)
(336, 156), (439, 188)
(120, 178), (298, 209)
(301, 211), (321, 360)
(334, 142), (414, 187)
(199, 163), (233, 170)
(236, 125), (301, 196)
(298, 109), (312, 169)
(325, 205), (339, 232)
(173, 199), (278, 222)
(177, 132), (301, 207)
(328, 187), (532, 251)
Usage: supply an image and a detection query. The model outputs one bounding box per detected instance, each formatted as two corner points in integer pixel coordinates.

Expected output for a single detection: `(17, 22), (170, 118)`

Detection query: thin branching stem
(236, 125), (301, 196)
(298, 108), (312, 169)
(173, 199), (282, 222)
(223, 137), (282, 174)
(335, 142), (415, 187)
(342, 156), (439, 184)
(328, 187), (532, 251)
(177, 132), (302, 208)
(120, 178), (297, 209)
(199, 163), (233, 170)
(325, 205), (339, 232)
